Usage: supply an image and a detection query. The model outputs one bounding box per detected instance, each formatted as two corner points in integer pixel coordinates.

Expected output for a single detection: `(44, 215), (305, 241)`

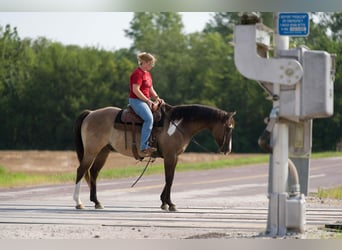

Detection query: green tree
(0, 12), (340, 152)
(0, 25), (33, 148)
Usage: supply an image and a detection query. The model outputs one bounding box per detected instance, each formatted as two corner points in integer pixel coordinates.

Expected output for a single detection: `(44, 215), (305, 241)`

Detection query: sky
(0, 12), (214, 51)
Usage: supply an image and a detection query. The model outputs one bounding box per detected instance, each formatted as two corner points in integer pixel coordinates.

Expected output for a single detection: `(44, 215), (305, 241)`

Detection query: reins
(170, 120), (219, 154)
(130, 120), (213, 188)
(131, 156), (154, 188)
(131, 108), (231, 188)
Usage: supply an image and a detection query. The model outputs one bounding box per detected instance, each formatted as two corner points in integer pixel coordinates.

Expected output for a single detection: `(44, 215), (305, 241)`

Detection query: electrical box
(278, 47), (335, 120)
(301, 50), (334, 119)
(288, 120), (312, 196)
(286, 194), (306, 233)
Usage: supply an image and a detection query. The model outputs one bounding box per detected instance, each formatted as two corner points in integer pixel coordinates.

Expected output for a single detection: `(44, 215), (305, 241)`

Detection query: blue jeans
(129, 98), (153, 150)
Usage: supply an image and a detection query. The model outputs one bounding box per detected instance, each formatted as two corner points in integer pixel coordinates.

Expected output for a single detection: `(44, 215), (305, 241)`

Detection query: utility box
(286, 194), (306, 233)
(301, 50), (334, 119)
(278, 47), (335, 120)
(288, 120), (312, 196)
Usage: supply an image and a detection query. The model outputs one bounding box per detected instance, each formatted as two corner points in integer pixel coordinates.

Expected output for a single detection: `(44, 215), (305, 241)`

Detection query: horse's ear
(230, 111), (237, 117)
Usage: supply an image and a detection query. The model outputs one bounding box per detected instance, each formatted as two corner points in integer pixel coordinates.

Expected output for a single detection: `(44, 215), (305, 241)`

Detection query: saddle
(114, 104), (164, 160)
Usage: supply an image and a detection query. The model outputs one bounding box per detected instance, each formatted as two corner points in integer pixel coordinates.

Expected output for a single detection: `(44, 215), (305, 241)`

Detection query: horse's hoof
(169, 205), (177, 212)
(95, 203), (104, 209)
(161, 204), (168, 210)
(161, 204), (177, 212)
(75, 204), (84, 209)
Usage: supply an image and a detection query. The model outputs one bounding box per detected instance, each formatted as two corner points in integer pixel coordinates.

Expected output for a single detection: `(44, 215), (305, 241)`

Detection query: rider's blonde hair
(137, 52), (156, 66)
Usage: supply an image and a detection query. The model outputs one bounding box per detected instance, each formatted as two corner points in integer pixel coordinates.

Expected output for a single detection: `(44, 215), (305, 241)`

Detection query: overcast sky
(0, 12), (214, 51)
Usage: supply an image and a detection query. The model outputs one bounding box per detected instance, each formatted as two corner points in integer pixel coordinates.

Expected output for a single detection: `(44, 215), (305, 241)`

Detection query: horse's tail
(74, 110), (91, 162)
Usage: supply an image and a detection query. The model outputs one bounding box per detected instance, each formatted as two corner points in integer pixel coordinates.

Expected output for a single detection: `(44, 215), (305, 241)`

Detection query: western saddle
(114, 104), (164, 160)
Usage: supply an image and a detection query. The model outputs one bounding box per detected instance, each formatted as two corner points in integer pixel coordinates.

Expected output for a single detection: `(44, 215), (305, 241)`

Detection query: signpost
(234, 12), (335, 236)
(278, 12), (309, 37)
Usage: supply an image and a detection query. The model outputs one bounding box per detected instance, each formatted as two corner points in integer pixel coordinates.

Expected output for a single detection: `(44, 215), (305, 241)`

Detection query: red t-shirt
(129, 67), (152, 99)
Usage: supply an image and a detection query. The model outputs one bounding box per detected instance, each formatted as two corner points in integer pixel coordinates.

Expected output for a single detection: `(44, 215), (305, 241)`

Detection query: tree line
(0, 12), (341, 152)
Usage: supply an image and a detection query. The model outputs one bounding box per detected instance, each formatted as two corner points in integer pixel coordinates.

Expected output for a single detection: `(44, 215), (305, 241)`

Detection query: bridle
(219, 118), (235, 153)
(170, 115), (235, 154)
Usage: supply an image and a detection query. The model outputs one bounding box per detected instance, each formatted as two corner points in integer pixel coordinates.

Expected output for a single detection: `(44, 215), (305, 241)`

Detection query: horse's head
(214, 111), (236, 154)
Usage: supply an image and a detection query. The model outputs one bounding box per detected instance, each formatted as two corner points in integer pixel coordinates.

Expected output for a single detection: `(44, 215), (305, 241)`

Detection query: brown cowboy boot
(140, 147), (157, 157)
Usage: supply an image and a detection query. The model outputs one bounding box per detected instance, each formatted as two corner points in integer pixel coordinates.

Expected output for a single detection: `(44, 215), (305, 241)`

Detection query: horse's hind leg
(73, 155), (95, 209)
(84, 145), (111, 209)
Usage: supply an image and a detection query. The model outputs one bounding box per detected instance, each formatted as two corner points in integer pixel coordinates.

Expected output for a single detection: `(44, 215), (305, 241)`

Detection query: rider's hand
(146, 100), (154, 109)
(156, 97), (164, 105)
(151, 101), (160, 112)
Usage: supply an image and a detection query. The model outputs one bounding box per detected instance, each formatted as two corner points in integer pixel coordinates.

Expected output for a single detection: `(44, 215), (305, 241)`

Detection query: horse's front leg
(160, 156), (178, 212)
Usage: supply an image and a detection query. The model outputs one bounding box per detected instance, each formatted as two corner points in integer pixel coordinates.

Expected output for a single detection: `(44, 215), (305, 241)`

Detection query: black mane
(170, 104), (227, 123)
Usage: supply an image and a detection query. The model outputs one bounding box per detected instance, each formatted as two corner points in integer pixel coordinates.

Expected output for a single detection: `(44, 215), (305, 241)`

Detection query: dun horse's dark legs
(161, 185), (175, 211)
(85, 146), (111, 209)
(160, 156), (178, 211)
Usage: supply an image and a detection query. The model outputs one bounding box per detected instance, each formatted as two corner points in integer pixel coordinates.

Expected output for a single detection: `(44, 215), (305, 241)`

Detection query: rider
(129, 52), (164, 156)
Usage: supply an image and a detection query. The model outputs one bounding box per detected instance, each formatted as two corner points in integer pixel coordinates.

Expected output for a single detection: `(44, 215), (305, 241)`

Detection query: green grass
(0, 151), (341, 189)
(317, 186), (342, 199)
(0, 166), (75, 188)
(311, 151), (342, 159)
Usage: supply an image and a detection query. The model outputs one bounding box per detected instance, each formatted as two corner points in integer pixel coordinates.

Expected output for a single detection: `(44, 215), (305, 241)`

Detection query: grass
(0, 151), (341, 189)
(0, 166), (75, 188)
(0, 154), (269, 189)
(311, 151), (342, 159)
(317, 186), (342, 199)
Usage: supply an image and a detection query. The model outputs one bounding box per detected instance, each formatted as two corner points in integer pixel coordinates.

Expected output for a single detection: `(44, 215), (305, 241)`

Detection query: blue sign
(278, 13), (309, 37)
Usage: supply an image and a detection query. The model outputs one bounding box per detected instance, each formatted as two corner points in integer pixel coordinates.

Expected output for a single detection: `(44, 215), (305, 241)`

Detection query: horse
(72, 103), (236, 211)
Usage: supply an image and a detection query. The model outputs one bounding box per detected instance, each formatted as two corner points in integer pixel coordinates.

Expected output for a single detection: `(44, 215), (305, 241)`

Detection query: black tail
(74, 110), (91, 162)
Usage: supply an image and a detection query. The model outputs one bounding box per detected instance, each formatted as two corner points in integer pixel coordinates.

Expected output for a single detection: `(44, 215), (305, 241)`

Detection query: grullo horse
(73, 103), (236, 211)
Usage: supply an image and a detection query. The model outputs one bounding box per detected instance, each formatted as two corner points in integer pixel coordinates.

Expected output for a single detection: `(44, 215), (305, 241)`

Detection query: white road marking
(310, 174), (326, 179)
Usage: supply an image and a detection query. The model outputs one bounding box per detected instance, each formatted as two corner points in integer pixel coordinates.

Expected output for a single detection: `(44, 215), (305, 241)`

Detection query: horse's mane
(169, 104), (227, 123)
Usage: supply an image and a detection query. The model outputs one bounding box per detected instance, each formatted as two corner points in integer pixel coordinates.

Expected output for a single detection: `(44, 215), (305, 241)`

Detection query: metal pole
(266, 12), (290, 236)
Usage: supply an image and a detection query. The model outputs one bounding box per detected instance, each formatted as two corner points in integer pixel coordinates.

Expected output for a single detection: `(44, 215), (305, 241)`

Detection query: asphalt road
(0, 157), (341, 239)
